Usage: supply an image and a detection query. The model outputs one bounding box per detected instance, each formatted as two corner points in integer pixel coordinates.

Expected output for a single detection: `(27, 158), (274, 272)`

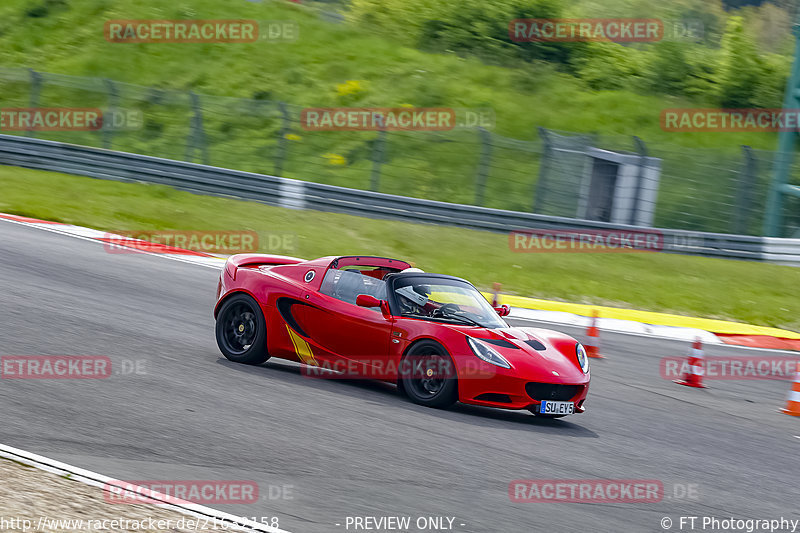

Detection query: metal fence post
(763, 13), (800, 236)
(27, 68), (42, 139)
(533, 127), (552, 213)
(474, 127), (492, 206)
(102, 78), (119, 150)
(369, 129), (387, 192)
(184, 91), (209, 165)
(274, 101), (290, 177)
(732, 145), (758, 235)
(629, 136), (648, 226)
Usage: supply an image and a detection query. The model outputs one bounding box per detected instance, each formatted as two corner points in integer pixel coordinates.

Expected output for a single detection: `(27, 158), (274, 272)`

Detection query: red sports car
(214, 254), (589, 417)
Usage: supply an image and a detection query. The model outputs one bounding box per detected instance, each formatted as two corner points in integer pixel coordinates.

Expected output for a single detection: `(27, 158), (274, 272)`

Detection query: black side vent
(474, 393), (513, 404)
(481, 338), (519, 349)
(276, 297), (310, 337)
(524, 339), (546, 351)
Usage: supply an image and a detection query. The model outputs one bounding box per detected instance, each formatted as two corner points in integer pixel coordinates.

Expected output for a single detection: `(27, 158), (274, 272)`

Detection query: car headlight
(467, 337), (511, 369)
(576, 343), (589, 374)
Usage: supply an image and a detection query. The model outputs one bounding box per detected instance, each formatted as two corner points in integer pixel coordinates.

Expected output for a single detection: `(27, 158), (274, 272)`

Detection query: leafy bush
(643, 41), (694, 96)
(349, 0), (578, 65)
(348, 0), (793, 108)
(716, 16), (763, 108)
(570, 43), (644, 91)
(750, 53), (791, 108)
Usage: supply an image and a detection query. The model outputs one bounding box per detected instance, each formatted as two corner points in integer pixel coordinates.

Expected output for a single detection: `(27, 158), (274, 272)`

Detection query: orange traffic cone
(674, 338), (707, 388)
(491, 283), (502, 307)
(585, 310), (604, 359)
(780, 362), (800, 416)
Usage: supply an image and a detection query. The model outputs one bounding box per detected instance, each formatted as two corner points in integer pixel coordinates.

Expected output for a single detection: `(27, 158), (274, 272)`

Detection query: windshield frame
(386, 273), (508, 329)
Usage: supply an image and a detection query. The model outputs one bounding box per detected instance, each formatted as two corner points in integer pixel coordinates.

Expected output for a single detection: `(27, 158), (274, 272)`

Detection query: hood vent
(524, 339), (546, 351)
(481, 338), (519, 350)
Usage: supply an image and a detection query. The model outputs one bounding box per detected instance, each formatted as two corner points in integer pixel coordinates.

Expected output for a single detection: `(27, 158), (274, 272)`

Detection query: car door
(295, 269), (393, 375)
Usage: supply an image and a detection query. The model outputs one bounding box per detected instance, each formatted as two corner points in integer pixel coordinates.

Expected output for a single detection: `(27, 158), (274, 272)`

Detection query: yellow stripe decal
(286, 325), (319, 366)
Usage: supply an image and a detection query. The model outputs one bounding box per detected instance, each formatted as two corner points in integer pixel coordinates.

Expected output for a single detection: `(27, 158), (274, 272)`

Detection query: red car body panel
(215, 255), (589, 413)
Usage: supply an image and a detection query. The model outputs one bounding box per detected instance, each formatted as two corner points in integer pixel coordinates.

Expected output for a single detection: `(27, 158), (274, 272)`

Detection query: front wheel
(216, 293), (270, 365)
(399, 341), (458, 408)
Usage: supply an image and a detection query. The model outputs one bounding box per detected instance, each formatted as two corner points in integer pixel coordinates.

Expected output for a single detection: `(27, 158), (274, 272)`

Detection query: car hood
(451, 325), (588, 383)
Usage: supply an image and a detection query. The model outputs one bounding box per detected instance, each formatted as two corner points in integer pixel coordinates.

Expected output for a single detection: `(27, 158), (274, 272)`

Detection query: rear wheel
(400, 341), (458, 408)
(215, 293), (270, 365)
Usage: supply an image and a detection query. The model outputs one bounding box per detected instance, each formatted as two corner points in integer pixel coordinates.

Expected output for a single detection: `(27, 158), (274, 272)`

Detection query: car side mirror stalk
(495, 304), (511, 317)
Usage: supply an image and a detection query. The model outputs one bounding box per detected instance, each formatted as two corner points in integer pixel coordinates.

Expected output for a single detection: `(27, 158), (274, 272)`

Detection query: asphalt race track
(1, 219), (798, 533)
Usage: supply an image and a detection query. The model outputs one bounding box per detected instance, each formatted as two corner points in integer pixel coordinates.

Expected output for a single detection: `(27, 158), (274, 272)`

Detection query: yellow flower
(322, 153), (346, 166)
(336, 80), (364, 97)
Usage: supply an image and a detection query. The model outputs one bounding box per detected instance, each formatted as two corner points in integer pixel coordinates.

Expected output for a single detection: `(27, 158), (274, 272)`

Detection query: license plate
(540, 400), (574, 415)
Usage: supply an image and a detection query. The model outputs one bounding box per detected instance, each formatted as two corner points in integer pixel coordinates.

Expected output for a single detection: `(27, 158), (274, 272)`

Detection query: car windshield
(393, 276), (507, 329)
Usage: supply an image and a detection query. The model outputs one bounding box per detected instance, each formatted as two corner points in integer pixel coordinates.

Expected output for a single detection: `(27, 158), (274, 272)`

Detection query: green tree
(716, 16), (762, 107)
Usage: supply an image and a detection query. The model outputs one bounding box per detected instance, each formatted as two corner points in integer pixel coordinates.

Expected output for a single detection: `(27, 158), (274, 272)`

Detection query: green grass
(0, 0), (790, 234)
(1, 165), (798, 332)
(0, 0), (776, 147)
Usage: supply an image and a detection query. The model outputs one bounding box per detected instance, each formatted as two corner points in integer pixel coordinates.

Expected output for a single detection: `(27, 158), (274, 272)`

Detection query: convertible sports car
(214, 254), (589, 416)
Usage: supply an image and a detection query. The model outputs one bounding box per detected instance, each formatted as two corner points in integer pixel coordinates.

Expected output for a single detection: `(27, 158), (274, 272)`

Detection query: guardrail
(1, 134), (799, 266)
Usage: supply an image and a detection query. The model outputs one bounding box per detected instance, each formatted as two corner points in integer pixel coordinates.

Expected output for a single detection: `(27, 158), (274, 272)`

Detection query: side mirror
(356, 294), (381, 308)
(494, 304), (511, 317)
(357, 294), (392, 319)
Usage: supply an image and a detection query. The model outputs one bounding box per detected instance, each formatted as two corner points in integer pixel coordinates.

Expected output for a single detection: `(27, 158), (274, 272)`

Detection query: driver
(396, 284), (439, 316)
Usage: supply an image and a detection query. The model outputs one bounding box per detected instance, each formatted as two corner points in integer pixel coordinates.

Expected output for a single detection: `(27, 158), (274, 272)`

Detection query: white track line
(0, 444), (290, 533)
(0, 217), (224, 270)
